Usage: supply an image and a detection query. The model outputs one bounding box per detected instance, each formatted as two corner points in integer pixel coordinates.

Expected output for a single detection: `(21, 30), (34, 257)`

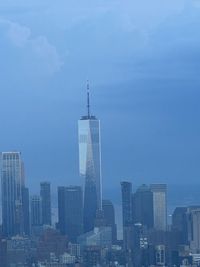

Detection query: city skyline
(0, 1), (200, 190)
(0, 1), (200, 266)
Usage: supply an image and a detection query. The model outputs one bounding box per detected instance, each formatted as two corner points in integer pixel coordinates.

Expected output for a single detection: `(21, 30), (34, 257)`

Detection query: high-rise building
(78, 83), (102, 233)
(58, 186), (83, 242)
(190, 209), (200, 253)
(150, 184), (167, 231)
(121, 182), (132, 227)
(22, 187), (30, 236)
(102, 199), (117, 244)
(121, 181), (133, 254)
(187, 207), (200, 253)
(1, 152), (24, 237)
(40, 182), (52, 226)
(132, 184), (154, 230)
(172, 207), (188, 245)
(31, 195), (42, 227)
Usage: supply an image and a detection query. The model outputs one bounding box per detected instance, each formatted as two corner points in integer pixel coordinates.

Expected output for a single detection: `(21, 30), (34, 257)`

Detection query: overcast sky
(0, 0), (200, 193)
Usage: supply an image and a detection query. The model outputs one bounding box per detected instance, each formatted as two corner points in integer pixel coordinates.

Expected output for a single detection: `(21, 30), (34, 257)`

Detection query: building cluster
(1, 89), (200, 267)
(120, 182), (200, 266)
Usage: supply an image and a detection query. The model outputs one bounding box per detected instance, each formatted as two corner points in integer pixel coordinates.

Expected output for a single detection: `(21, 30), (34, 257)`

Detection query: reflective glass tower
(1, 152), (24, 237)
(78, 83), (102, 233)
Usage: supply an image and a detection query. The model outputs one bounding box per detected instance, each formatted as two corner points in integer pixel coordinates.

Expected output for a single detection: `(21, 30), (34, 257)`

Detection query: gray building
(102, 199), (117, 244)
(58, 186), (83, 242)
(132, 184), (154, 230)
(1, 152), (25, 237)
(121, 181), (133, 252)
(150, 184), (167, 231)
(22, 187), (30, 236)
(40, 182), (52, 226)
(121, 181), (132, 227)
(77, 227), (112, 247)
(31, 195), (42, 227)
(172, 207), (188, 245)
(78, 83), (102, 233)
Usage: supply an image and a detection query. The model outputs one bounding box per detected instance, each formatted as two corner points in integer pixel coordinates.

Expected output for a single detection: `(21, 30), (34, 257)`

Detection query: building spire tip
(87, 81), (91, 118)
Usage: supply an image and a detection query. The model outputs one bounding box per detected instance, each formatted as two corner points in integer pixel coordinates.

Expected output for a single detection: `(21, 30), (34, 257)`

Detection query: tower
(121, 181), (133, 252)
(78, 82), (102, 233)
(132, 184), (154, 229)
(22, 187), (30, 236)
(1, 152), (24, 237)
(58, 186), (83, 242)
(150, 184), (167, 231)
(40, 182), (52, 226)
(31, 195), (42, 227)
(102, 199), (117, 244)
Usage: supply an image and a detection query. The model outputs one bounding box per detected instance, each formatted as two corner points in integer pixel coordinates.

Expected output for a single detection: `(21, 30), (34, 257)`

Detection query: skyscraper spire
(87, 81), (90, 118)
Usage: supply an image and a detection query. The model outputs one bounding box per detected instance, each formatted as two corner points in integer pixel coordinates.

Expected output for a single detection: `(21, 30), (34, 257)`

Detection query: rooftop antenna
(87, 80), (91, 118)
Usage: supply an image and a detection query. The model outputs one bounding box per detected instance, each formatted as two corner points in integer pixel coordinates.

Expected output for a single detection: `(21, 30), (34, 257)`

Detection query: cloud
(0, 18), (63, 74)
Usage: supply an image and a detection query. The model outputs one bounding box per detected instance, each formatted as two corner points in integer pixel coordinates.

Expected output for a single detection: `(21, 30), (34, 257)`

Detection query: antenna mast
(87, 81), (91, 118)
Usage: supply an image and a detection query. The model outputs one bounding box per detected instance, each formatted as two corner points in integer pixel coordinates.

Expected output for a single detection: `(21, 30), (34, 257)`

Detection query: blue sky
(0, 0), (200, 193)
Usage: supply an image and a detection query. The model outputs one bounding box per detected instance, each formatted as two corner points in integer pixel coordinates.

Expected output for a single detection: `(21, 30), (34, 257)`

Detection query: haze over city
(0, 0), (200, 192)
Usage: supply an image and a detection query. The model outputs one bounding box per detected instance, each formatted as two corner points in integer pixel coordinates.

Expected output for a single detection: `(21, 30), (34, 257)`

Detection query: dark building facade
(40, 182), (52, 226)
(132, 184), (154, 230)
(22, 187), (30, 236)
(121, 181), (133, 265)
(102, 199), (117, 244)
(31, 195), (42, 227)
(58, 186), (83, 242)
(121, 182), (132, 228)
(172, 207), (188, 245)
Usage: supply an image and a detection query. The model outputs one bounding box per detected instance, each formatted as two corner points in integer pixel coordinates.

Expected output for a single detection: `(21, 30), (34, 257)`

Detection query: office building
(1, 152), (24, 237)
(150, 184), (167, 231)
(121, 182), (132, 227)
(172, 207), (188, 245)
(58, 186), (83, 242)
(121, 181), (133, 253)
(22, 187), (30, 236)
(132, 184), (154, 229)
(188, 208), (200, 253)
(78, 83), (102, 232)
(40, 182), (52, 226)
(102, 199), (117, 244)
(31, 195), (42, 227)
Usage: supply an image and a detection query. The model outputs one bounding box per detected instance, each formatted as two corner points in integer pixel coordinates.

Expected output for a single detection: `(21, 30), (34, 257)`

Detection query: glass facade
(1, 152), (24, 237)
(150, 184), (167, 231)
(78, 116), (102, 232)
(58, 186), (83, 242)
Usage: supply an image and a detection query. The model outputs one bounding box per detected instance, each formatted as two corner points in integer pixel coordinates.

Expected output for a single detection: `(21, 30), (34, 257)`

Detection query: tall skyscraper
(121, 181), (133, 254)
(132, 184), (154, 230)
(22, 187), (30, 236)
(121, 182), (132, 228)
(150, 184), (167, 231)
(189, 208), (200, 253)
(40, 182), (52, 226)
(58, 186), (83, 242)
(102, 199), (117, 244)
(78, 83), (102, 233)
(1, 152), (24, 237)
(31, 195), (42, 227)
(172, 207), (188, 245)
